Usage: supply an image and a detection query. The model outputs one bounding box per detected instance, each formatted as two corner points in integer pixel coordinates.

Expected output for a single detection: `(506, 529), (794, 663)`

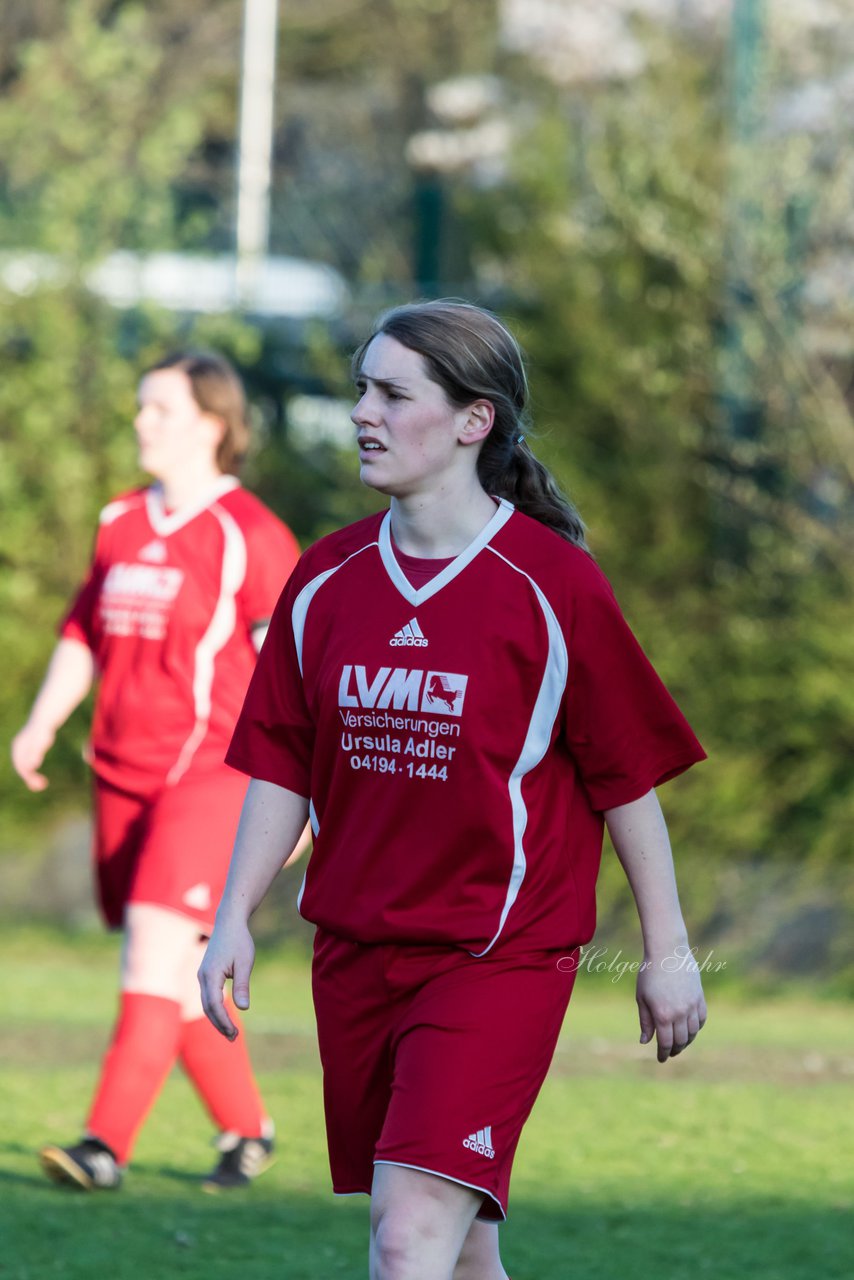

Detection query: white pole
(235, 0), (280, 306)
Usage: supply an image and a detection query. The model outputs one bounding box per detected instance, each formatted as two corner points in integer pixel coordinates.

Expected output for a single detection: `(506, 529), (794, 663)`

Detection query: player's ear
(459, 400), (494, 447)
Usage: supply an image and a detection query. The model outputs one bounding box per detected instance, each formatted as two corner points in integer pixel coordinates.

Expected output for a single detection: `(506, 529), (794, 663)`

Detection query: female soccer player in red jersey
(11, 351), (304, 1192)
(199, 302), (708, 1277)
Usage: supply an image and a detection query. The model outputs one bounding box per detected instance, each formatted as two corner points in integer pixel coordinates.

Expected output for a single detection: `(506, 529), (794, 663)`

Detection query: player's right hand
(10, 721), (55, 791)
(198, 919), (256, 1041)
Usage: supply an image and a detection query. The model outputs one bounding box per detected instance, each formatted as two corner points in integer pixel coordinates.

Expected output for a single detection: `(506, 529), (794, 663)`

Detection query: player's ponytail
(355, 300), (588, 549)
(476, 430), (587, 546)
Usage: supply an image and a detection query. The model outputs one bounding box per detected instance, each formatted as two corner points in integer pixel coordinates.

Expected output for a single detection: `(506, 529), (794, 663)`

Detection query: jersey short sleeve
(226, 563), (315, 797)
(562, 559), (705, 812)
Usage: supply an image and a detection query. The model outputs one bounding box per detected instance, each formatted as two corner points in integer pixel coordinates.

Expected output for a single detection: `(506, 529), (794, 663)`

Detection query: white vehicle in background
(0, 250), (347, 321)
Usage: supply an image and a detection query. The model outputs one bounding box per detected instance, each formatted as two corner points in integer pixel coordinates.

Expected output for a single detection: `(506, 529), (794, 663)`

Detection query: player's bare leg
(453, 1220), (508, 1280)
(370, 1164), (493, 1280)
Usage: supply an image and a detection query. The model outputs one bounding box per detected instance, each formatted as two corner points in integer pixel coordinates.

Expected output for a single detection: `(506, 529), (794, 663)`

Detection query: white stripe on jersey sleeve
(469, 548), (569, 957)
(99, 496), (142, 525)
(291, 542), (378, 675)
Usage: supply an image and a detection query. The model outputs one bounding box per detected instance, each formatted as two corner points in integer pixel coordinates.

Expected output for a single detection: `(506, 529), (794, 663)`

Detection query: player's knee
(370, 1202), (445, 1280)
(371, 1219), (411, 1280)
(121, 903), (201, 1000)
(371, 1187), (458, 1280)
(370, 1165), (480, 1279)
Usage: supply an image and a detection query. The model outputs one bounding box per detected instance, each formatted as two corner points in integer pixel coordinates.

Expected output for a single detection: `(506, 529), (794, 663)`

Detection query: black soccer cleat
(201, 1129), (275, 1192)
(40, 1137), (122, 1191)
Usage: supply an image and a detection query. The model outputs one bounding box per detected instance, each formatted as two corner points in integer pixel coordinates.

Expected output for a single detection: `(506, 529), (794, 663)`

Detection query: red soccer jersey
(63, 477), (300, 794)
(227, 500), (706, 955)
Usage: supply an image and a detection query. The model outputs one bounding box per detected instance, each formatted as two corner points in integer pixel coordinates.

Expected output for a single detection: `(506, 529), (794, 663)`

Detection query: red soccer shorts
(311, 931), (578, 1221)
(93, 767), (248, 930)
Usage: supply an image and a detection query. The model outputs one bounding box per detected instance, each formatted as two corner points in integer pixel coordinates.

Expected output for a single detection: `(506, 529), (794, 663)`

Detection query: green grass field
(1, 926), (851, 1279)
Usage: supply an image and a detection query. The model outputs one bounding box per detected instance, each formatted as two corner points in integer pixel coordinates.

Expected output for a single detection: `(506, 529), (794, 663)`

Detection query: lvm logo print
(102, 562), (184, 602)
(338, 665), (468, 716)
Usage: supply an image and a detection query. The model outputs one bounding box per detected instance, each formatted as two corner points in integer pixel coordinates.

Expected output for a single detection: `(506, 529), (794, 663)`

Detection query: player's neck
(156, 463), (227, 513)
(390, 482), (498, 559)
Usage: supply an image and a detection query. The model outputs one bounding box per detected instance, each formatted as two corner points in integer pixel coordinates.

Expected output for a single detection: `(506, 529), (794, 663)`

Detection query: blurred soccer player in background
(12, 351), (303, 1192)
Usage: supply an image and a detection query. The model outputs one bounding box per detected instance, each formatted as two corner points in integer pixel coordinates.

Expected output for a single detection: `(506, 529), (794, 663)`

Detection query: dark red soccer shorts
(311, 930), (578, 1221)
(93, 767), (248, 930)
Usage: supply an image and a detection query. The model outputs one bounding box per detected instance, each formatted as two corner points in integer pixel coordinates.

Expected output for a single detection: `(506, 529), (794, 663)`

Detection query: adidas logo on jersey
(182, 882), (211, 911)
(463, 1126), (495, 1159)
(390, 618), (428, 648)
(138, 540), (168, 563)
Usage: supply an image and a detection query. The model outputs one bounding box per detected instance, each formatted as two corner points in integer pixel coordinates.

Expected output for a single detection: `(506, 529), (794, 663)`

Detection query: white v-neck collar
(378, 498), (514, 606)
(145, 475), (240, 537)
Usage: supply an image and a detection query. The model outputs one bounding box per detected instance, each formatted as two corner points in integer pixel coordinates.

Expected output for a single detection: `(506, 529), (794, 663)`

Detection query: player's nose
(134, 405), (153, 434)
(351, 389), (380, 429)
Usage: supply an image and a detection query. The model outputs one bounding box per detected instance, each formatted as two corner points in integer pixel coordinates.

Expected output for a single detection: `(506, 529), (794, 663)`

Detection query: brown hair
(146, 351), (250, 476)
(353, 300), (587, 548)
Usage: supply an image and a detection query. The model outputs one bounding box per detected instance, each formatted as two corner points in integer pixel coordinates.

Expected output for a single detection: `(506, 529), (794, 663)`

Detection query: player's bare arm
(604, 789), (707, 1063)
(11, 638), (95, 791)
(199, 778), (310, 1039)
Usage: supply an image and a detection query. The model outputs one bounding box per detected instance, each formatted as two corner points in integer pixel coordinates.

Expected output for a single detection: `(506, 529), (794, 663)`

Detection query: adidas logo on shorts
(462, 1126), (495, 1159)
(389, 618), (428, 647)
(183, 882), (211, 911)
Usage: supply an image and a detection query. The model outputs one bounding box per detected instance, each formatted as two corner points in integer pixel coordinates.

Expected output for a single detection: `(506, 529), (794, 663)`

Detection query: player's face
(352, 335), (480, 498)
(134, 369), (222, 482)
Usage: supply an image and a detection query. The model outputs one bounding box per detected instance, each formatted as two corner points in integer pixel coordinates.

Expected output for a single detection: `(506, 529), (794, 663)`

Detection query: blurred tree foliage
(448, 21), (854, 869)
(0, 1), (256, 837)
(257, 0), (500, 287)
(1, 0), (852, 894)
(0, 0), (497, 844)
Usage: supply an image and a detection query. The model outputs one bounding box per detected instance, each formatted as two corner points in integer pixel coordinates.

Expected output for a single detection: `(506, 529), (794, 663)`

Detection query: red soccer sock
(178, 999), (267, 1138)
(86, 992), (183, 1164)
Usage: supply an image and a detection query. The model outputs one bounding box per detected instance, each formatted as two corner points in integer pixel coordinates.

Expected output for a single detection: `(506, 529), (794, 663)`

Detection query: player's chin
(137, 445), (160, 475)
(359, 463), (396, 494)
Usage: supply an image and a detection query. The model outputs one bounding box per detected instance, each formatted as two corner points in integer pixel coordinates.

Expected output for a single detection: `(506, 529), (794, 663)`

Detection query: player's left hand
(198, 917), (256, 1041)
(11, 720), (55, 791)
(636, 948), (707, 1063)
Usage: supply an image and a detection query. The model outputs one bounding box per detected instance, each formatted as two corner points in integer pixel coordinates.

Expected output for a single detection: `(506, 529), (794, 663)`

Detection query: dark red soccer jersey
(63, 477), (300, 794)
(227, 500), (705, 954)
